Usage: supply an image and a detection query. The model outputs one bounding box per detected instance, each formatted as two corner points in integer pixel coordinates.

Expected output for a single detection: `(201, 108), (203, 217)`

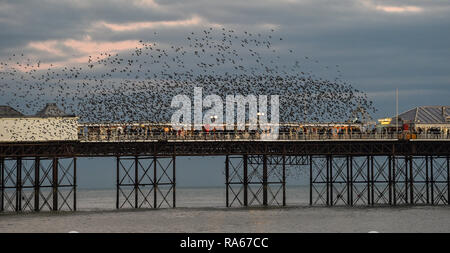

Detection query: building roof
(35, 103), (73, 117)
(0, 105), (24, 117)
(399, 106), (450, 124)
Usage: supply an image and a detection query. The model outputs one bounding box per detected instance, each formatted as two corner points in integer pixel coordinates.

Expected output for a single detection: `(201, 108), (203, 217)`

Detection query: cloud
(26, 36), (141, 67)
(375, 5), (423, 13)
(96, 15), (217, 32)
(28, 40), (66, 57)
(62, 37), (140, 55)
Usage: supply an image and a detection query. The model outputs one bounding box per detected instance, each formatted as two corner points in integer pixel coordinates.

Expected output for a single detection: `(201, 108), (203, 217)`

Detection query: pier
(1, 132), (449, 212)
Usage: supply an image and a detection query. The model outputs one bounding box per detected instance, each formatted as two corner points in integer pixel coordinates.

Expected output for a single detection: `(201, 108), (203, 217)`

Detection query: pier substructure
(429, 156), (450, 205)
(310, 155), (449, 206)
(116, 155), (175, 209)
(0, 157), (76, 212)
(225, 155), (307, 207)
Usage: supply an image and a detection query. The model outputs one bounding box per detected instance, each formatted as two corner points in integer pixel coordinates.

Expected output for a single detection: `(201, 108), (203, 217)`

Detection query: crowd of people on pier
(77, 122), (450, 141)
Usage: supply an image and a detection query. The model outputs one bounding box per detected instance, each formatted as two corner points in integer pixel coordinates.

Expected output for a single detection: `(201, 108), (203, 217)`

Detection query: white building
(0, 103), (78, 142)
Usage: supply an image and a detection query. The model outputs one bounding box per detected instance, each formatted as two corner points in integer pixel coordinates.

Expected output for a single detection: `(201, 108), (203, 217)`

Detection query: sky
(1, 0), (449, 188)
(1, 0), (449, 116)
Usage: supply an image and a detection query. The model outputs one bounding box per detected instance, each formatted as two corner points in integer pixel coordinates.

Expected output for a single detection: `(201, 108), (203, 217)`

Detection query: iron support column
(393, 156), (397, 205)
(346, 156), (350, 206)
(282, 154), (286, 207)
(0, 157), (3, 212)
(73, 157), (77, 211)
(16, 157), (22, 212)
(34, 157), (40, 212)
(370, 156), (374, 206)
(116, 156), (119, 209)
(329, 155), (333, 206)
(426, 156), (429, 204)
(447, 156), (450, 205)
(430, 156), (434, 204)
(326, 155), (329, 206)
(409, 156), (414, 204)
(134, 156), (138, 208)
(173, 154), (176, 208)
(52, 157), (58, 211)
(225, 155), (229, 207)
(263, 154), (268, 206)
(153, 156), (157, 208)
(309, 155), (312, 206)
(349, 156), (353, 206)
(366, 156), (370, 205)
(243, 154), (248, 207)
(404, 156), (408, 204)
(388, 156), (392, 205)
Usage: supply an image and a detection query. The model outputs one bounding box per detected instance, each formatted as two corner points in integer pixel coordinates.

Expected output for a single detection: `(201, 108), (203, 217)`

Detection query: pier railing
(78, 132), (450, 142)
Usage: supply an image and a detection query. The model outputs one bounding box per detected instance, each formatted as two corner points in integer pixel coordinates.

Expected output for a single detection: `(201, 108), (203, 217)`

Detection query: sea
(76, 186), (310, 211)
(1, 186), (450, 233)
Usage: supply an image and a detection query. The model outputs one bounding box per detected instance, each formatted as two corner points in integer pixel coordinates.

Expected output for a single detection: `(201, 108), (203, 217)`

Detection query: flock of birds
(0, 27), (376, 125)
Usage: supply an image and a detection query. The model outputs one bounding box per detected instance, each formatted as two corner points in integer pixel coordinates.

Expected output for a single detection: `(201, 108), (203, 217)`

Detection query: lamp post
(210, 115), (218, 123)
(257, 112), (264, 125)
(257, 112), (264, 138)
(396, 88), (399, 136)
(210, 115), (218, 139)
